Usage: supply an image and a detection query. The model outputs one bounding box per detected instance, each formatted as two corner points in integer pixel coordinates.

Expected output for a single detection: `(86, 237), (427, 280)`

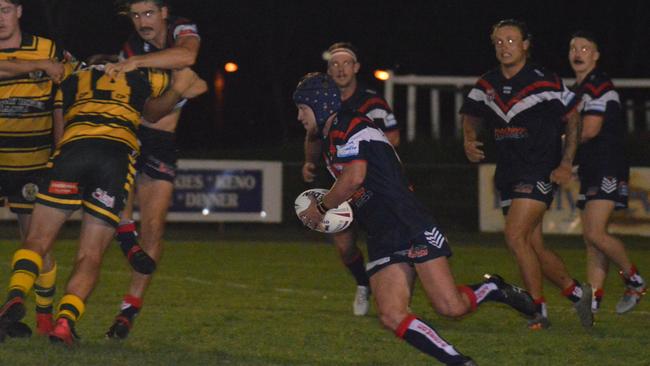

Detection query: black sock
(395, 315), (471, 365)
(345, 252), (369, 287)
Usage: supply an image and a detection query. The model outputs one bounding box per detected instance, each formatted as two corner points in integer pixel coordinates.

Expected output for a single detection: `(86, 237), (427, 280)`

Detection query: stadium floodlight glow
(202, 208), (210, 216)
(224, 62), (238, 73)
(374, 70), (390, 81)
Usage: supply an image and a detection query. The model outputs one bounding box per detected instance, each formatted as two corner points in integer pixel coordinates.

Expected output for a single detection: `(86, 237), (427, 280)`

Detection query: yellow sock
(34, 262), (57, 313)
(56, 294), (85, 324)
(8, 249), (43, 297)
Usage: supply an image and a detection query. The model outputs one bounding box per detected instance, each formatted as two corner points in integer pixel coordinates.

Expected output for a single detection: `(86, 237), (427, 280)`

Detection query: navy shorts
(136, 126), (178, 182)
(498, 179), (557, 216)
(577, 174), (628, 210)
(365, 225), (452, 277)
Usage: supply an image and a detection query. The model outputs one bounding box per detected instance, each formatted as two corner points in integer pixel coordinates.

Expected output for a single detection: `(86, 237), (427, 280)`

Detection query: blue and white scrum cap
(293, 72), (341, 130)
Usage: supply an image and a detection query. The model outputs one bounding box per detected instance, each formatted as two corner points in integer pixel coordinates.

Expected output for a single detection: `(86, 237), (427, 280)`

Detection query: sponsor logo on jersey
(49, 181), (79, 195)
(502, 85), (512, 95)
(92, 188), (115, 208)
(600, 176), (618, 194)
(336, 142), (359, 158)
(586, 186), (599, 196)
(494, 126), (528, 141)
(21, 183), (38, 202)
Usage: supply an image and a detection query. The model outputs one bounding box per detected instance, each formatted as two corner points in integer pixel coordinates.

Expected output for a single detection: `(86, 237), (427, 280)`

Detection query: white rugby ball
(295, 189), (353, 234)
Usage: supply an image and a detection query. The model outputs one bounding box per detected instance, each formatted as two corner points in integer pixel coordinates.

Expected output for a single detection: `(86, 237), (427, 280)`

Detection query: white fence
(384, 71), (650, 142)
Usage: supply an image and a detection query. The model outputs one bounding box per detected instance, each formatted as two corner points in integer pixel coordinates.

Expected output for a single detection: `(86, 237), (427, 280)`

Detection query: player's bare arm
(551, 110), (582, 185)
(106, 36), (199, 77)
(0, 59), (65, 83)
(142, 67), (198, 122)
(300, 160), (366, 229)
(384, 130), (400, 147)
(462, 114), (485, 162)
(580, 114), (604, 142)
(302, 132), (321, 183)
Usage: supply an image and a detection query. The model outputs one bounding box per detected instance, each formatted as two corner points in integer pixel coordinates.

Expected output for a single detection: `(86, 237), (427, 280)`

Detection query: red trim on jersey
(357, 97), (389, 114)
(123, 42), (135, 58)
(478, 78), (563, 113)
(395, 314), (417, 338)
(583, 81), (613, 97)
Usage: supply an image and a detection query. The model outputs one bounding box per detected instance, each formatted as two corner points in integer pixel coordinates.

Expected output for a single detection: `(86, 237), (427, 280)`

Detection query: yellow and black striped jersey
(54, 66), (169, 151)
(0, 33), (63, 171)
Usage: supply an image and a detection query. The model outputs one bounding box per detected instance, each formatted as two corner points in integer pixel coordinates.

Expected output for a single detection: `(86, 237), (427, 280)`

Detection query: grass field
(0, 227), (648, 366)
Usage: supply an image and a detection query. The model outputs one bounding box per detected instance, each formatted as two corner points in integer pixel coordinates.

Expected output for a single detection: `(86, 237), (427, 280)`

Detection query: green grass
(0, 230), (649, 365)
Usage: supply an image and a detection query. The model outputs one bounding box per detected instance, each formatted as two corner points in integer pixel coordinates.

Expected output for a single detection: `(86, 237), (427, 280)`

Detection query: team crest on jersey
(502, 86), (512, 95)
(29, 70), (44, 79)
(92, 188), (115, 208)
(486, 88), (496, 102)
(536, 181), (553, 195)
(143, 43), (151, 52)
(601, 177), (618, 194)
(21, 183), (38, 202)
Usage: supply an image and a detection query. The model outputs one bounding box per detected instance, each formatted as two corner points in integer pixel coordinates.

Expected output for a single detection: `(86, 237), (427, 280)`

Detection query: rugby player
(460, 19), (593, 329)
(0, 62), (201, 345)
(104, 0), (205, 339)
(568, 31), (645, 314)
(296, 72), (536, 366)
(302, 42), (400, 316)
(0, 0), (70, 336)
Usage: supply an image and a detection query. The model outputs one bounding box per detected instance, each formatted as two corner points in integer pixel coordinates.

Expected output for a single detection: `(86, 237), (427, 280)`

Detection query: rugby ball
(295, 189), (353, 233)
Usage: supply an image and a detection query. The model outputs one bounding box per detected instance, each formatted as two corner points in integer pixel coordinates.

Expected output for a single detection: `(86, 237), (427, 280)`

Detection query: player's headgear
(293, 72), (341, 131)
(324, 42), (359, 63)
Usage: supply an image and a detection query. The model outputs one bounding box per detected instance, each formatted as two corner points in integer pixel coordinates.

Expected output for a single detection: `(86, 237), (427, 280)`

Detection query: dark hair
(491, 19), (532, 42)
(6, 0), (21, 5)
(116, 0), (168, 14)
(570, 30), (600, 51)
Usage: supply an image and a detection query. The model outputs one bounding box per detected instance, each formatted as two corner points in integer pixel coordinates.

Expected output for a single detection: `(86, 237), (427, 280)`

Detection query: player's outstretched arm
(0, 59), (65, 83)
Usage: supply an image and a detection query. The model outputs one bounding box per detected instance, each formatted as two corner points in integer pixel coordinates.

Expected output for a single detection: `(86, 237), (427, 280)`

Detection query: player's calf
(116, 221), (156, 274)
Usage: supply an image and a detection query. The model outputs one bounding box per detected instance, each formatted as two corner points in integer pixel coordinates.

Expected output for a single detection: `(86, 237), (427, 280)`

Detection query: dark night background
(18, 0), (650, 156)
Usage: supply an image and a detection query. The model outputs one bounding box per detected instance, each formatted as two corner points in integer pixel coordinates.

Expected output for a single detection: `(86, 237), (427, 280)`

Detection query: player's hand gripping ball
(295, 189), (353, 233)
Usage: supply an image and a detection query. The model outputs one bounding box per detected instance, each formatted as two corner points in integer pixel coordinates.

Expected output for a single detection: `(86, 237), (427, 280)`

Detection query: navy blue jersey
(573, 69), (626, 172)
(460, 63), (577, 189)
(323, 110), (431, 257)
(120, 16), (199, 58)
(342, 84), (398, 133)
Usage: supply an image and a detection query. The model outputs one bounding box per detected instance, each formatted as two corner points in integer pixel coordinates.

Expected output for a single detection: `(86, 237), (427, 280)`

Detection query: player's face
(296, 104), (317, 134)
(0, 1), (21, 41)
(327, 53), (360, 89)
(569, 37), (599, 75)
(128, 1), (168, 42)
(491, 26), (529, 67)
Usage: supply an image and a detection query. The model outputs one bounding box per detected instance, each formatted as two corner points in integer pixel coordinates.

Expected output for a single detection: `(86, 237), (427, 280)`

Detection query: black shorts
(498, 179), (557, 216)
(365, 225), (452, 277)
(577, 172), (629, 210)
(0, 169), (46, 214)
(36, 139), (136, 227)
(136, 126), (177, 182)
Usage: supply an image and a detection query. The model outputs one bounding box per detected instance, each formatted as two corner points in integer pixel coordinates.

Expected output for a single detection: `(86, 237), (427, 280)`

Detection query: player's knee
(377, 309), (407, 331)
(432, 297), (468, 318)
(583, 227), (606, 246)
